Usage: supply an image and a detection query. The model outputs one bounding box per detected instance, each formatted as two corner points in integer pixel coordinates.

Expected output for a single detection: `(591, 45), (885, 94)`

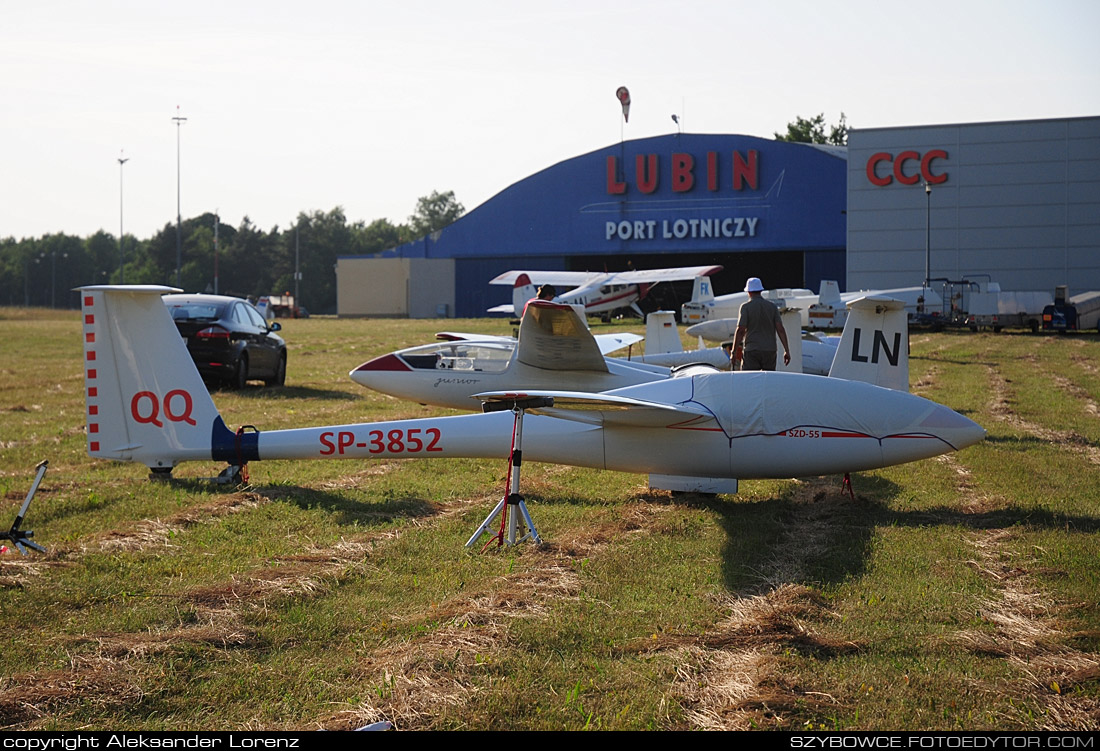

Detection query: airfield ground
(0, 309), (1097, 731)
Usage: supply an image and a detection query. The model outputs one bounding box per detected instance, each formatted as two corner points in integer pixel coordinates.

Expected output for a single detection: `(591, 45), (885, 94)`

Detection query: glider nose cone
(922, 403), (986, 450)
(350, 354), (411, 388)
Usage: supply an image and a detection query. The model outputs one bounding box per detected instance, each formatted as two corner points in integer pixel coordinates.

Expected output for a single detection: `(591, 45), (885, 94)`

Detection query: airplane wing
(489, 270), (607, 287)
(599, 265), (723, 284)
(515, 300), (608, 372)
(435, 331), (516, 343)
(473, 389), (712, 427)
(489, 265), (722, 287)
(593, 332), (643, 355)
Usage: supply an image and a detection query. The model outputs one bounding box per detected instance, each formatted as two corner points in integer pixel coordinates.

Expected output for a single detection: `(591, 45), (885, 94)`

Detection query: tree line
(0, 190), (464, 314)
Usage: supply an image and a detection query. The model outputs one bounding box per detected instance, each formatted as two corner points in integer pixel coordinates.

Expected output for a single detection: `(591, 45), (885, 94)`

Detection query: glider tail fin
(690, 275), (716, 303)
(644, 311), (682, 355)
(511, 273), (538, 316)
(817, 279), (843, 308)
(80, 286), (226, 470)
(828, 296), (910, 392)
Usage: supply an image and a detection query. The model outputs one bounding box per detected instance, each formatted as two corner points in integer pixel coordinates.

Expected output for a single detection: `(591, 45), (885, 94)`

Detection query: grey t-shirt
(737, 295), (779, 352)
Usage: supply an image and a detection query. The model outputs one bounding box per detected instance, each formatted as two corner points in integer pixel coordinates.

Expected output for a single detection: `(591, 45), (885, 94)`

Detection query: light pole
(172, 106), (187, 287)
(294, 222), (301, 311)
(213, 210), (219, 295)
(42, 250), (68, 308)
(118, 151), (129, 283)
(923, 181), (932, 287)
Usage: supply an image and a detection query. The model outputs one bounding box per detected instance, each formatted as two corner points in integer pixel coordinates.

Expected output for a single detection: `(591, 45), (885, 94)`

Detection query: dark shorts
(742, 349), (777, 371)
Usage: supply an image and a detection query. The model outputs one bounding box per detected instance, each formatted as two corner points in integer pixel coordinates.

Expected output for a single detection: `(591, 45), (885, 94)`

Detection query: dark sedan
(163, 294), (287, 388)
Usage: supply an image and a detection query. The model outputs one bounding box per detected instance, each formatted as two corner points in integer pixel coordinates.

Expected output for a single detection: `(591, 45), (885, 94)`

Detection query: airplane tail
(817, 280), (842, 308)
(644, 311), (682, 354)
(690, 275), (716, 303)
(827, 296), (909, 392)
(80, 286), (229, 470)
(511, 273), (538, 316)
(776, 307), (802, 373)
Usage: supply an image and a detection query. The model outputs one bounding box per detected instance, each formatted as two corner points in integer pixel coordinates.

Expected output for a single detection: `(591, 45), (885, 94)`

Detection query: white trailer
(967, 283), (1052, 332)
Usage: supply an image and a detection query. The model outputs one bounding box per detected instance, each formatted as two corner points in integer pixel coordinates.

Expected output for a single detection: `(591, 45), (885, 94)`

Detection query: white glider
(79, 286), (984, 498)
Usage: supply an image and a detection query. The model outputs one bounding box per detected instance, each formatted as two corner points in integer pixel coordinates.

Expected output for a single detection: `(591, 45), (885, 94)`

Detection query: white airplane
(682, 317), (842, 376)
(628, 310), (841, 377)
(681, 277), (813, 326)
(683, 279), (943, 329)
(79, 286), (983, 503)
(488, 265), (723, 317)
(351, 302), (677, 411)
(354, 294), (909, 411)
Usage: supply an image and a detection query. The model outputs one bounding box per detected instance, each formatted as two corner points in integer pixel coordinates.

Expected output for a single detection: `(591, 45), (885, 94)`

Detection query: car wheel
(265, 353), (286, 386)
(229, 354), (249, 390)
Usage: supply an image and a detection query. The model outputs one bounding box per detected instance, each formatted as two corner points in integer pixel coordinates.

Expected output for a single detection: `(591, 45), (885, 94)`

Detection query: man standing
(731, 277), (791, 371)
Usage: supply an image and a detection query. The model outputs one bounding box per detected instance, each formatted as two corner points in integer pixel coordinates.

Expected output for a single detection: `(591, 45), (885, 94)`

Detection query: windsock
(616, 86), (630, 123)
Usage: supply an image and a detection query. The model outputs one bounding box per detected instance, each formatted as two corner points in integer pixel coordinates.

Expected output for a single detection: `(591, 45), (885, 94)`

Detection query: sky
(2, 0), (1098, 241)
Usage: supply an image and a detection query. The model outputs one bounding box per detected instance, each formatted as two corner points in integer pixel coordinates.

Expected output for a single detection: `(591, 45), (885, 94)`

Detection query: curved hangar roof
(388, 133), (847, 260)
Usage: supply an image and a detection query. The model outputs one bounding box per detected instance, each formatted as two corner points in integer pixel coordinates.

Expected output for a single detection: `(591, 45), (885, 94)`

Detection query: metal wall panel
(848, 117), (1100, 293)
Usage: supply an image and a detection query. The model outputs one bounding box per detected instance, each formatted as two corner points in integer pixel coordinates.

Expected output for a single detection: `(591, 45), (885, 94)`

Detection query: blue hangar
(336, 133), (847, 318)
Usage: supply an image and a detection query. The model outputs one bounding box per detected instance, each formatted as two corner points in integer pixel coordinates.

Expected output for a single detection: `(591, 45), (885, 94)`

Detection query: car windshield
(168, 303), (225, 321)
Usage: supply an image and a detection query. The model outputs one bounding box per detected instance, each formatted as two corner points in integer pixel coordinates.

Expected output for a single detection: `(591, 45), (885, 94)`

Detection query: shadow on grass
(253, 482), (443, 527)
(640, 474), (1100, 596)
(144, 478), (444, 529)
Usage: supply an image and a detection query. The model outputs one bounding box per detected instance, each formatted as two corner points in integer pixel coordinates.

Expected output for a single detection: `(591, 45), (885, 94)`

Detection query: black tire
(265, 353), (286, 386)
(229, 354), (249, 390)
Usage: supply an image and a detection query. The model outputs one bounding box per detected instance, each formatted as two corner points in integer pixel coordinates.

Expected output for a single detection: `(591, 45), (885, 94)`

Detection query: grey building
(847, 116), (1100, 295)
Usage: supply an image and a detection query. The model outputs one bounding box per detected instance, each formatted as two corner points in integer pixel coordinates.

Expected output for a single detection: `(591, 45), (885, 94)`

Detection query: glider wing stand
(2, 460), (48, 555)
(465, 396), (552, 549)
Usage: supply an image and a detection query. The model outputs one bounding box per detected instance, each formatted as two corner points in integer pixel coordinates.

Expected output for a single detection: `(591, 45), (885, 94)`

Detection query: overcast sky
(2, 0), (1097, 241)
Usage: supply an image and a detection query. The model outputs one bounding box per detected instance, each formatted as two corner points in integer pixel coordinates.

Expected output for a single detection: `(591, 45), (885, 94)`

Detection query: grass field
(0, 309), (1098, 731)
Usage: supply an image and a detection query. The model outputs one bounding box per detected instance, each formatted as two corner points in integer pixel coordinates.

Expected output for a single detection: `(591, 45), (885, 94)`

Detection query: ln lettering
(850, 329), (901, 366)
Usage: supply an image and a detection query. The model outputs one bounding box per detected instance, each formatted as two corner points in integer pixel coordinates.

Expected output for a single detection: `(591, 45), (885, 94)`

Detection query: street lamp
(172, 106), (187, 287)
(41, 250), (68, 308)
(294, 222), (301, 310)
(118, 151), (129, 283)
(923, 181), (932, 288)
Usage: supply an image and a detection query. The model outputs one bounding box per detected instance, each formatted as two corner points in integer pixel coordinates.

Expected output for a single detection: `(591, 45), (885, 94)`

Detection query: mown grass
(0, 311), (1097, 730)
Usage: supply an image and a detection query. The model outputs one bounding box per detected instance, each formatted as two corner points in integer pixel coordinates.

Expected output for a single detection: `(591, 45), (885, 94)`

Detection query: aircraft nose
(353, 354), (411, 374)
(920, 403), (986, 450)
(350, 354), (411, 385)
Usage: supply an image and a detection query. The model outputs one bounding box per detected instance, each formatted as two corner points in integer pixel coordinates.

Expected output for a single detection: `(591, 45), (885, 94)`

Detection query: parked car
(163, 294), (287, 388)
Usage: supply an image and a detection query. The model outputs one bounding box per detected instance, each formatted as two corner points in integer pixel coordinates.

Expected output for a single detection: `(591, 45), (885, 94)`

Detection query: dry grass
(1, 313), (1098, 731)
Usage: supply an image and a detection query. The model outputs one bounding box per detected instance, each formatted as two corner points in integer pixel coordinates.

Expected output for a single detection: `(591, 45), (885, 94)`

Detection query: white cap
(744, 277), (764, 293)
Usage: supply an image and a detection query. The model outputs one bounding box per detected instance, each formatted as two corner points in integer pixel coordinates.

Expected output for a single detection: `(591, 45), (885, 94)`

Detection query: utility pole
(118, 151), (129, 283)
(214, 210), (219, 295)
(172, 106), (187, 287)
(923, 182), (932, 287)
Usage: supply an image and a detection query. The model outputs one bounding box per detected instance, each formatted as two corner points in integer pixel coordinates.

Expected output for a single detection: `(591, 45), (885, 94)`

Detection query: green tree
(408, 190), (465, 238)
(775, 112), (848, 145)
(289, 207), (369, 313)
(361, 218), (411, 252)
